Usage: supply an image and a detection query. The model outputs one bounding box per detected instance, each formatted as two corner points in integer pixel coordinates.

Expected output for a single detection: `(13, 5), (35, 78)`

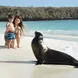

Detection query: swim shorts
(8, 32), (15, 40)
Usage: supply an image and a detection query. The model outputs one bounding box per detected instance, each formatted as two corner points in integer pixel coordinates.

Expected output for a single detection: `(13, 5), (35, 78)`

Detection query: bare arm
(17, 27), (23, 37)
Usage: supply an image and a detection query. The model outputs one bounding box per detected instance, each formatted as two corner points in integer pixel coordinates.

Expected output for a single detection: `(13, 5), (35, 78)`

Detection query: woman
(13, 15), (24, 48)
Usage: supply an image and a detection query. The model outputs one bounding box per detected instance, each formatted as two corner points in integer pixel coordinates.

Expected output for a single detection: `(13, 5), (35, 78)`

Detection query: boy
(5, 14), (15, 48)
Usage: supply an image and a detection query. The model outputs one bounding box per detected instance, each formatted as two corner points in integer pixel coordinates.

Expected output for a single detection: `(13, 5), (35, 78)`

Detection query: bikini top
(14, 27), (18, 34)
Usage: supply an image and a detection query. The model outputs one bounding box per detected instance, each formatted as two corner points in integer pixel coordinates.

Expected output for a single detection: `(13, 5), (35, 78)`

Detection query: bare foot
(17, 46), (20, 48)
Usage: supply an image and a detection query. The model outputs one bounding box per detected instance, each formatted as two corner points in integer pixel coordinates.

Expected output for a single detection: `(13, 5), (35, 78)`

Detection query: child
(13, 15), (24, 48)
(6, 14), (15, 48)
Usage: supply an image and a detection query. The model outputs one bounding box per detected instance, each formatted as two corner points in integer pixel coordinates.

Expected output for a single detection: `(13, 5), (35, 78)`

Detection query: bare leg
(11, 39), (15, 48)
(16, 36), (20, 48)
(16, 30), (21, 48)
(8, 40), (12, 49)
(5, 40), (8, 47)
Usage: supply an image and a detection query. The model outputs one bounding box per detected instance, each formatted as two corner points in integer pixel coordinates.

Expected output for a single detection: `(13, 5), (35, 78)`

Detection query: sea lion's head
(35, 31), (43, 42)
(35, 31), (48, 53)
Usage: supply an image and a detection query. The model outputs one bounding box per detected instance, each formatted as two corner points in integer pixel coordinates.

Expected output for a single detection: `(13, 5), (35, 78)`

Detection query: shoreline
(1, 32), (78, 42)
(24, 33), (78, 42)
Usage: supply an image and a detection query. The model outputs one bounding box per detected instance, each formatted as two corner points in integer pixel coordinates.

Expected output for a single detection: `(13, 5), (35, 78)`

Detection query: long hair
(13, 15), (24, 31)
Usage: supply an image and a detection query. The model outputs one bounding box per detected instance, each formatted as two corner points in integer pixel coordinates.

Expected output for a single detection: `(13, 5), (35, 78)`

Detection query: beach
(0, 34), (78, 78)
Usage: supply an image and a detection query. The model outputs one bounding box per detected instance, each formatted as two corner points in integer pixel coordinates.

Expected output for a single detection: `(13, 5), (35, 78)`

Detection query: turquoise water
(0, 20), (78, 40)
(24, 20), (78, 36)
(24, 20), (78, 31)
(0, 22), (7, 34)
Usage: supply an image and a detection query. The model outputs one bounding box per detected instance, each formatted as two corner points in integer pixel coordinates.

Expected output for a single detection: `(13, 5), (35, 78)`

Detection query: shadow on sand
(0, 45), (6, 49)
(0, 61), (37, 64)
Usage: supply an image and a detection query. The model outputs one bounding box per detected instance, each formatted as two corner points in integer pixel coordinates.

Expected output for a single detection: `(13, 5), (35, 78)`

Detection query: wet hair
(8, 14), (14, 19)
(13, 15), (24, 31)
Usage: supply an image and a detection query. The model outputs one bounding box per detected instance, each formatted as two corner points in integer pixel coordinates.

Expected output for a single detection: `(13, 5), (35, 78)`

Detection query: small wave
(42, 30), (78, 36)
(23, 30), (78, 41)
(23, 30), (78, 36)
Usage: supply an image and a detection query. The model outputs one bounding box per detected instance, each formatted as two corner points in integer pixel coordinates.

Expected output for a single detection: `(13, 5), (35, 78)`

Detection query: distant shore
(0, 6), (78, 21)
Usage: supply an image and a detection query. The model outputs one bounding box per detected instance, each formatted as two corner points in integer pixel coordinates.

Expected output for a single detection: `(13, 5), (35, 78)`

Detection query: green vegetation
(0, 6), (78, 21)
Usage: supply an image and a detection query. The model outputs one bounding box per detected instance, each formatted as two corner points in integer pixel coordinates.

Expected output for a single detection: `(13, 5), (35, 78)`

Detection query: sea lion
(31, 31), (78, 68)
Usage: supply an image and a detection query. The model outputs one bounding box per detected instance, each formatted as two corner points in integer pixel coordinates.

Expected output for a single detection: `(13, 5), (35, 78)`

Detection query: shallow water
(0, 20), (78, 41)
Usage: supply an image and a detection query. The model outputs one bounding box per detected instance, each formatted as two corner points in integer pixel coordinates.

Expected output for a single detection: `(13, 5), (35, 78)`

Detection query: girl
(13, 15), (24, 48)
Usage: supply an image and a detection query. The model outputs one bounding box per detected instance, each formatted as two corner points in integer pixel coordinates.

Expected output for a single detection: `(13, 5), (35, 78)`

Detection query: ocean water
(24, 20), (78, 35)
(0, 20), (78, 41)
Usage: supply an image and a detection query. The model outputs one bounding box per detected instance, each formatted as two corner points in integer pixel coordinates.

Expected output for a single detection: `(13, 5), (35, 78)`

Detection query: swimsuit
(14, 27), (18, 35)
(8, 31), (15, 40)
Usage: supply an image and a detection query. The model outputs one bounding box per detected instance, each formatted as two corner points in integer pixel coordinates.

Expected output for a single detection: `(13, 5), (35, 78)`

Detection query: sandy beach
(0, 34), (78, 78)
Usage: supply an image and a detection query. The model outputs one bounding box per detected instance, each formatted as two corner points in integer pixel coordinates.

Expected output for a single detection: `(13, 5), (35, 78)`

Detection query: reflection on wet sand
(32, 65), (78, 78)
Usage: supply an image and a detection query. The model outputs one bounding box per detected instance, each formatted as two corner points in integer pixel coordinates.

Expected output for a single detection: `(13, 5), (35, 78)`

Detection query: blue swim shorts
(8, 32), (15, 40)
